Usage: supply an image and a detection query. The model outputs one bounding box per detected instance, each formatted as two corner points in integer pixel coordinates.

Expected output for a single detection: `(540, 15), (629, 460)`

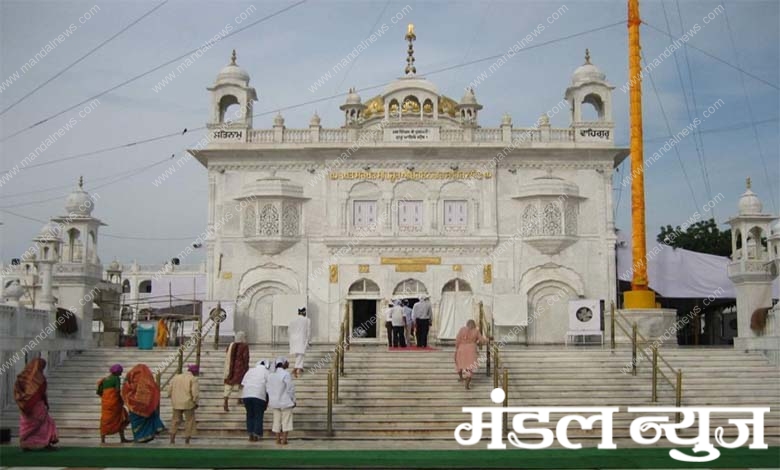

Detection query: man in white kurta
(288, 307), (311, 378)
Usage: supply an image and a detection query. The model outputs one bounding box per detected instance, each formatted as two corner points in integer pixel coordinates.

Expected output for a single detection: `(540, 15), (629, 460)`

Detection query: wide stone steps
(2, 345), (778, 446)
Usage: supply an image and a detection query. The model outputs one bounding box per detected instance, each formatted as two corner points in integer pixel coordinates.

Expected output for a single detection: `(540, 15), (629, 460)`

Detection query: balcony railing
(241, 123), (613, 146)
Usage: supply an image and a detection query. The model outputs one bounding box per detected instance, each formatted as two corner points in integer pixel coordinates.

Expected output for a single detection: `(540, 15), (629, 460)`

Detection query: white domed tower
(340, 88), (365, 127)
(564, 49), (614, 143)
(207, 50), (258, 140)
(457, 88), (482, 127)
(50, 177), (105, 342)
(727, 177), (778, 341)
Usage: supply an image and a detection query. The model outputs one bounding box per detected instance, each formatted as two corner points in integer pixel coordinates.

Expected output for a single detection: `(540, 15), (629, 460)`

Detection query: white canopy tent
(616, 231), (779, 299)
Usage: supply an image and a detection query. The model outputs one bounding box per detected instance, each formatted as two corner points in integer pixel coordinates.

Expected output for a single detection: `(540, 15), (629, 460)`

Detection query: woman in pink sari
(454, 320), (488, 390)
(14, 358), (59, 450)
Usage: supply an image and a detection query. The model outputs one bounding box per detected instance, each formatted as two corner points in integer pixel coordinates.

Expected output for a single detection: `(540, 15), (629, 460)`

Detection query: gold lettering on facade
(396, 264), (427, 273)
(358, 264), (370, 273)
(329, 265), (338, 283)
(329, 170), (492, 181)
(453, 264), (462, 272)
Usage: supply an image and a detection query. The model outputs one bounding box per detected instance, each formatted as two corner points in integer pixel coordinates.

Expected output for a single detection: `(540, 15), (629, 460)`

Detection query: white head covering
(275, 356), (287, 368)
(235, 331), (247, 343)
(256, 359), (266, 368)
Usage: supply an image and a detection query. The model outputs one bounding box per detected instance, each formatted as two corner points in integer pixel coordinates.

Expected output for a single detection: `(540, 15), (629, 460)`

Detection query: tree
(657, 218), (731, 256)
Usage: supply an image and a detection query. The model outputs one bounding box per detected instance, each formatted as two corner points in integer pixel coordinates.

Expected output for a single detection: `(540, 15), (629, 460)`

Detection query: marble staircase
(1, 345), (778, 448)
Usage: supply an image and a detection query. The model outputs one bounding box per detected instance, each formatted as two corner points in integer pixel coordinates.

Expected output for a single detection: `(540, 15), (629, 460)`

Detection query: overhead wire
(642, 21), (779, 91)
(1, 20), (627, 174)
(0, 0), (308, 143)
(0, 1), (169, 116)
(641, 52), (701, 212)
(0, 155), (176, 208)
(330, 0), (391, 100)
(0, 208), (197, 241)
(665, 0), (714, 214)
(722, 1), (778, 212)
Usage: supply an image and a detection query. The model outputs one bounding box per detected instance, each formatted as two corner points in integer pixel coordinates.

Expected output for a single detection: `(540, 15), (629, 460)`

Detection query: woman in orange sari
(121, 364), (165, 442)
(97, 364), (130, 443)
(454, 320), (488, 390)
(14, 358), (59, 450)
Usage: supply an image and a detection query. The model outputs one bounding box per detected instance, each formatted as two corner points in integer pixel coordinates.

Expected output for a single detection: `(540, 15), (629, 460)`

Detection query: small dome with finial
(273, 112), (285, 127)
(460, 87), (478, 105)
(216, 49), (250, 84)
(37, 221), (61, 240)
(738, 177), (764, 215)
(64, 176), (95, 216)
(345, 87), (362, 105)
(108, 260), (123, 272)
(572, 49), (606, 86)
(501, 113), (512, 126)
(310, 111), (321, 127)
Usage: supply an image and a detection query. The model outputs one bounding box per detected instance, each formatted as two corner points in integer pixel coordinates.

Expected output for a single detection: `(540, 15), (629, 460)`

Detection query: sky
(0, 0), (778, 265)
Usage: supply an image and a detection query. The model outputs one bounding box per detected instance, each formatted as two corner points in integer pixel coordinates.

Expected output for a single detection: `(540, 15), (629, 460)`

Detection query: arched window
(442, 278), (472, 293)
(581, 93), (604, 121)
(122, 279), (131, 294)
(401, 95), (420, 113)
(423, 99), (434, 114)
(139, 280), (152, 294)
(389, 99), (399, 115)
(747, 226), (767, 259)
(219, 95), (240, 123)
(67, 228), (81, 262)
(348, 279), (380, 296)
(393, 279), (427, 297)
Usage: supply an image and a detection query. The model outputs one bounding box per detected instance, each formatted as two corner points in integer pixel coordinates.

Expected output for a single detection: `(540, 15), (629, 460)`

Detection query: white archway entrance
(527, 282), (577, 344)
(239, 281), (293, 344)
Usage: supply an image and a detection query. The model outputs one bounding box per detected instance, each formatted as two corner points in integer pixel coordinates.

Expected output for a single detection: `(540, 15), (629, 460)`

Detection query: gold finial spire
(404, 23), (417, 75)
(230, 49), (237, 65)
(584, 48), (591, 64)
(78, 176), (83, 189)
(746, 176), (752, 190)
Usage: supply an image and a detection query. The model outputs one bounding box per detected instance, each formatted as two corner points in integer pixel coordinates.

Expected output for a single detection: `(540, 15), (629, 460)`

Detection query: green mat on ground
(1, 446), (779, 469)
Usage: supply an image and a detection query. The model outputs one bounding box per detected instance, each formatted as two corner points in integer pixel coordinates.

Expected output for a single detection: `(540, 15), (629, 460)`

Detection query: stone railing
(130, 263), (206, 274)
(240, 123), (614, 146)
(474, 128), (502, 142)
(728, 259), (773, 276)
(55, 262), (103, 280)
(247, 129), (274, 143)
(440, 129), (465, 142)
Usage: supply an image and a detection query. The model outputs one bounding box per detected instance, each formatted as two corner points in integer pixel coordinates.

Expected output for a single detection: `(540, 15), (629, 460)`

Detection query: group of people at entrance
(384, 296), (432, 348)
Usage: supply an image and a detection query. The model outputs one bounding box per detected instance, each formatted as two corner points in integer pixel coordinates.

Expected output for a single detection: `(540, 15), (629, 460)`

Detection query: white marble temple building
(190, 40), (627, 345)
